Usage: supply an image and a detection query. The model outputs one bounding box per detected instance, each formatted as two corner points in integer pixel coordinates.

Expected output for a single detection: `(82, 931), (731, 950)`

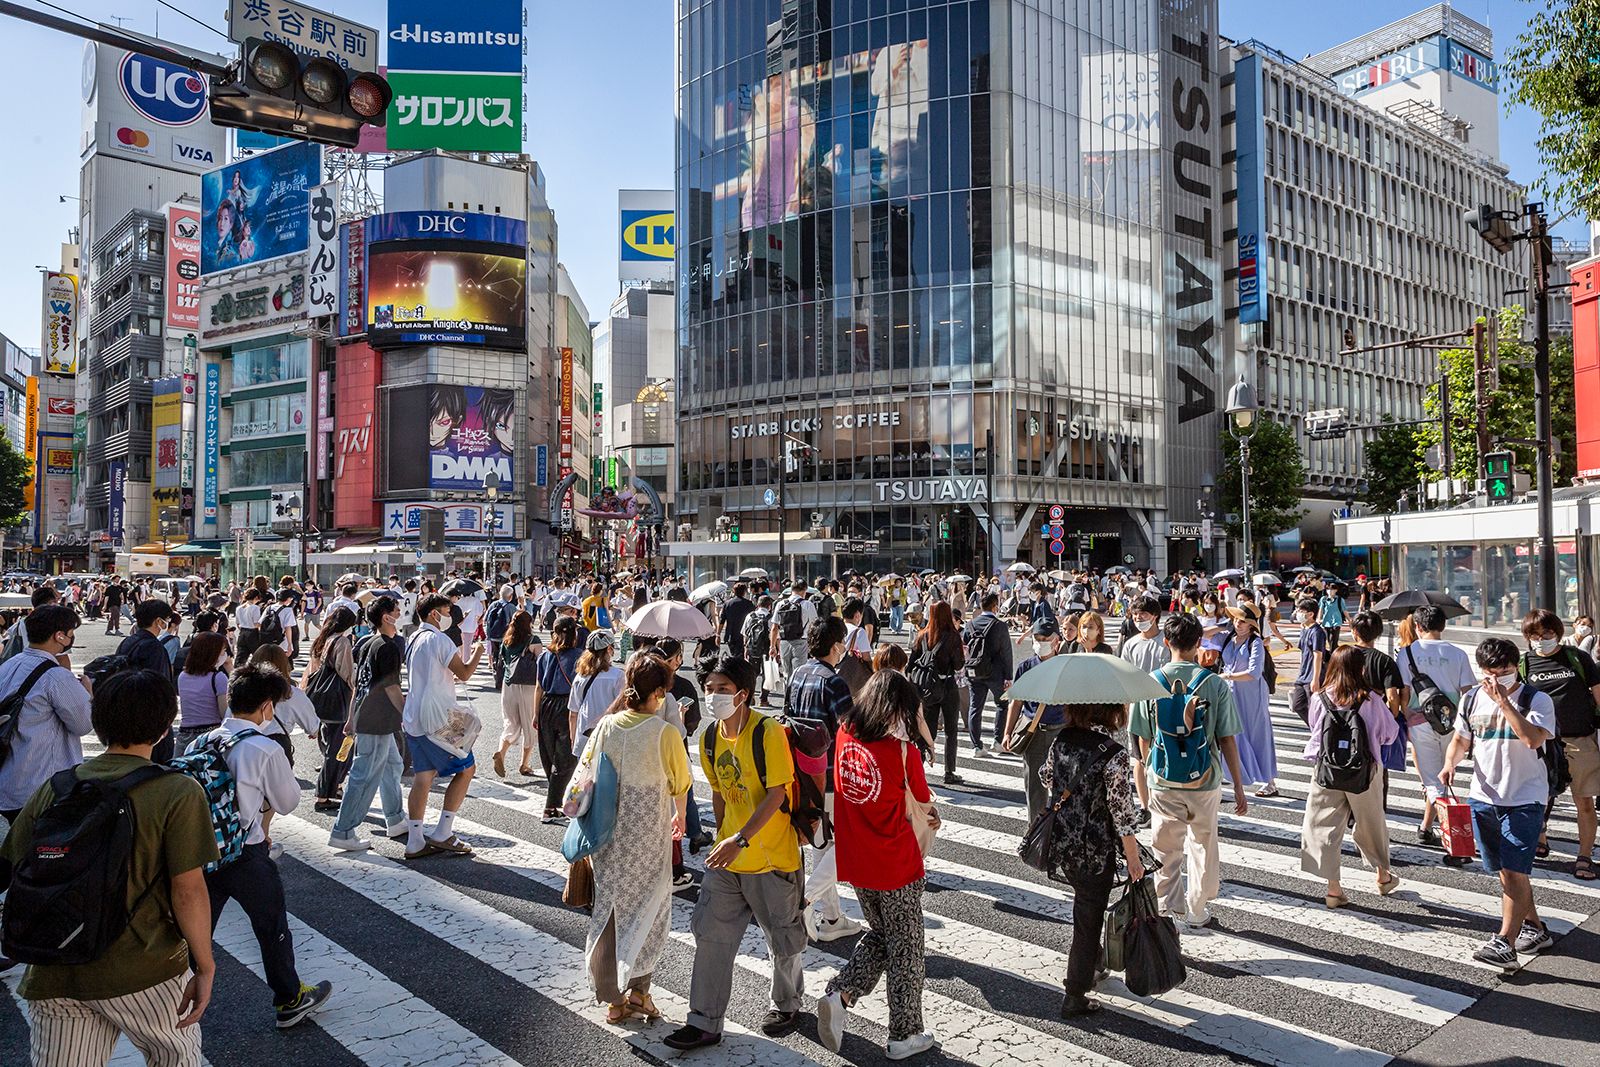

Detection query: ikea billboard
(619, 189), (673, 285)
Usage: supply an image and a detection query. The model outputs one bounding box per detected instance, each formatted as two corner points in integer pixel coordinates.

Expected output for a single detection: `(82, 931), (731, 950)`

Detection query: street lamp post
(483, 471), (500, 583)
(1226, 377), (1260, 580)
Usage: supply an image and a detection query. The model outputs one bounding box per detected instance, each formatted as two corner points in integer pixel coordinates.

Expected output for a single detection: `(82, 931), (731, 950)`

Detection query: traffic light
(1483, 450), (1515, 505)
(938, 516), (950, 541)
(730, 521), (740, 543)
(209, 38), (392, 149)
(1464, 204), (1517, 255)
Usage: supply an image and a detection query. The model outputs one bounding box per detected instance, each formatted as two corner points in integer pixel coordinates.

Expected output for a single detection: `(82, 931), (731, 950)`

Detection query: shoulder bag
(902, 741), (937, 858)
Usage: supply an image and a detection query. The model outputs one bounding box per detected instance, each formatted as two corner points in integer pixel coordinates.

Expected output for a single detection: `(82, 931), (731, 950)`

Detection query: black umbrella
(1372, 589), (1469, 621)
(439, 578), (485, 598)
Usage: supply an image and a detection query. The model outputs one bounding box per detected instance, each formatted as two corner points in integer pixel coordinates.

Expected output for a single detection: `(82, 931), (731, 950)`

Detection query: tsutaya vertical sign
(1160, 0), (1222, 507)
(558, 346), (574, 527)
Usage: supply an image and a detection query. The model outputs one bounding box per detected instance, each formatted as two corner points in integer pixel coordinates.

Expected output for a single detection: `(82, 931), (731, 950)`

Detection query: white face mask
(1533, 638), (1561, 656)
(1032, 640), (1053, 657)
(1492, 672), (1519, 692)
(705, 692), (740, 721)
(1578, 625), (1593, 637)
(1137, 617), (1157, 634)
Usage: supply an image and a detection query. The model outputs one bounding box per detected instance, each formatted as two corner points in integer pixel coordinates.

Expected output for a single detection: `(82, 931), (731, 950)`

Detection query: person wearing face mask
(1117, 596), (1165, 821)
(577, 653), (689, 1025)
(1001, 617), (1069, 821)
(1516, 608), (1600, 879)
(1570, 615), (1597, 657)
(1194, 595), (1229, 669)
(1396, 605), (1478, 853)
(1289, 596), (1331, 727)
(1220, 602), (1278, 798)
(0, 605), (91, 824)
(1439, 638), (1558, 967)
(399, 593), (486, 860)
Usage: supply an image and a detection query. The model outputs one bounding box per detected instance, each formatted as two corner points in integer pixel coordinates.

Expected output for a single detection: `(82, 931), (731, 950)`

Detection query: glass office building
(676, 0), (1227, 573)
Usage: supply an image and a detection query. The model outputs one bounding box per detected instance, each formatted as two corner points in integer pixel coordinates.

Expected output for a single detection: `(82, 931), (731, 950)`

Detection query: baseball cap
(586, 630), (616, 652)
(1030, 617), (1060, 638)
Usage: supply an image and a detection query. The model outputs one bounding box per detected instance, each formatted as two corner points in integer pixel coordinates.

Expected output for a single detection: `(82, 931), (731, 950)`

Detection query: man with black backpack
(483, 584), (518, 692)
(0, 670), (217, 1065)
(0, 605), (91, 825)
(1517, 608), (1600, 880)
(1128, 613), (1248, 929)
(961, 592), (1014, 755)
(769, 580), (817, 694)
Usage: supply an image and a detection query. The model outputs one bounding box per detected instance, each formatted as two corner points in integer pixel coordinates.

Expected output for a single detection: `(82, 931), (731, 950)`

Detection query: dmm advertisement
(427, 384), (514, 490)
(201, 141), (323, 275)
(364, 211), (527, 349)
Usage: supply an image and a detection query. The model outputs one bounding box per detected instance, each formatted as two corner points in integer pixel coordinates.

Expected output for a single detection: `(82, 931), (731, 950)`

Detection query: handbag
(562, 752), (620, 862)
(1102, 848), (1159, 972)
(1018, 787), (1071, 872)
(762, 656), (782, 694)
(902, 742), (937, 857)
(1123, 869), (1187, 996)
(428, 699), (483, 759)
(562, 856), (594, 909)
(1005, 706), (1046, 757)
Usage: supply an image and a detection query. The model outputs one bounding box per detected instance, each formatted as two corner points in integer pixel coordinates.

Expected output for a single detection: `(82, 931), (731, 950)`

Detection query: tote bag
(561, 753), (620, 863)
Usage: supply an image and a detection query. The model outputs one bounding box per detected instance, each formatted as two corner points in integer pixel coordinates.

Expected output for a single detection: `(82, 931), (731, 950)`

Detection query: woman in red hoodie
(815, 670), (941, 1061)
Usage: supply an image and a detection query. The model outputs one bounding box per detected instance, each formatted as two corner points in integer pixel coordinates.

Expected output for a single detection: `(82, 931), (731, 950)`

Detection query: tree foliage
(1217, 417), (1306, 556)
(1419, 305), (1576, 486)
(1361, 417), (1427, 514)
(0, 436), (31, 529)
(1504, 0), (1600, 212)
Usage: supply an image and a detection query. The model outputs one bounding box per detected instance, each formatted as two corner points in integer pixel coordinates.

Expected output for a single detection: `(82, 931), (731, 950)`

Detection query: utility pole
(1530, 209), (1558, 611)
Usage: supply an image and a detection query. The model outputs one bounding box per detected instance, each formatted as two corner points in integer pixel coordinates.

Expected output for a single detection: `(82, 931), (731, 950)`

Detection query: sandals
(427, 834), (474, 856)
(1253, 784), (1280, 798)
(1377, 873), (1402, 896)
(1536, 841), (1552, 859)
(626, 991), (662, 1020)
(1576, 857), (1598, 881)
(493, 751), (506, 778)
(606, 1001), (635, 1024)
(1325, 893), (1350, 909)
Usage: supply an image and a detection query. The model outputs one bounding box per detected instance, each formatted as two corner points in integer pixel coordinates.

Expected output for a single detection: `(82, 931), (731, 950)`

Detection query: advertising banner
(165, 205), (202, 332)
(619, 190), (674, 284)
(227, 0), (379, 73)
(558, 347), (574, 526)
(427, 384), (514, 490)
(152, 378), (182, 495)
(40, 272), (78, 376)
(200, 141), (323, 275)
(332, 342), (379, 529)
(535, 443), (548, 487)
(339, 218), (367, 337)
(81, 44), (223, 174)
(202, 364), (220, 529)
(45, 398), (74, 419)
(109, 459), (126, 541)
(69, 412), (87, 527)
(364, 212), (528, 349)
(40, 434), (72, 540)
(386, 1), (523, 72)
(1234, 53), (1267, 326)
(200, 265), (305, 345)
(3, 337), (32, 383)
(386, 71), (522, 152)
(592, 382), (603, 434)
(306, 182), (340, 318)
(23, 378), (37, 508)
(383, 501), (514, 540)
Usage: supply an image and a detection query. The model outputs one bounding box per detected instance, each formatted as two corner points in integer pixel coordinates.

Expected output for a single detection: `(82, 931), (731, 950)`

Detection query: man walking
(1397, 605), (1479, 853)
(483, 584), (517, 692)
(720, 582), (755, 660)
(0, 605), (90, 824)
(769, 580), (818, 693)
(401, 594), (484, 860)
(962, 592), (1013, 755)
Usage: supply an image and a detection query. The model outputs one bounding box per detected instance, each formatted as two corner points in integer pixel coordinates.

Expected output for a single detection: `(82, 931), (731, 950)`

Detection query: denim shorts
(1468, 799), (1544, 875)
(406, 732), (475, 777)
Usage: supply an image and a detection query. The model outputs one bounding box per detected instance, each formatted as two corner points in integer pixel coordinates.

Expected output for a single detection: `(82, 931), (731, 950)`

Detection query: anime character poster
(427, 384), (514, 489)
(200, 141), (322, 275)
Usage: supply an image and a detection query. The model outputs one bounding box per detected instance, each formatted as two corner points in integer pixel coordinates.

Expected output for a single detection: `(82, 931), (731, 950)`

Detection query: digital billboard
(364, 211), (527, 349)
(426, 384), (514, 490)
(200, 141), (323, 275)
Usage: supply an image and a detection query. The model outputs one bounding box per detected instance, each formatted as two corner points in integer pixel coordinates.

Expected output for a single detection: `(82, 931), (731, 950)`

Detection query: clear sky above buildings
(0, 0), (1571, 349)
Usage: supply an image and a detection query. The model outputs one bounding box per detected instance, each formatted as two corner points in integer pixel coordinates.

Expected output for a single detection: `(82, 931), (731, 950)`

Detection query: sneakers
(760, 1009), (799, 1037)
(672, 870), (695, 888)
(1514, 921), (1554, 955)
(1472, 935), (1518, 969)
(1135, 807), (1151, 829)
(1179, 911), (1215, 930)
(275, 980), (333, 1029)
(972, 743), (987, 756)
(886, 1032), (938, 1060)
(662, 1024), (721, 1051)
(816, 992), (846, 1053)
(812, 915), (863, 942)
(385, 821), (409, 840)
(327, 831), (371, 853)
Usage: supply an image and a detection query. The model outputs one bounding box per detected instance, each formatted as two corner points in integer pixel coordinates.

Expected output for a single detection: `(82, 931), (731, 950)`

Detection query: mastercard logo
(116, 127), (150, 148)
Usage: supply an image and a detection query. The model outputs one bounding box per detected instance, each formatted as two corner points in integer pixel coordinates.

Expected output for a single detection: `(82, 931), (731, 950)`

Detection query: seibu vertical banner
(165, 204), (201, 332)
(558, 346), (574, 525)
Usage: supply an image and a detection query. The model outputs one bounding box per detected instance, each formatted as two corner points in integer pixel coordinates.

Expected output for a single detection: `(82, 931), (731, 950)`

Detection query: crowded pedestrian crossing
(8, 647), (1594, 1067)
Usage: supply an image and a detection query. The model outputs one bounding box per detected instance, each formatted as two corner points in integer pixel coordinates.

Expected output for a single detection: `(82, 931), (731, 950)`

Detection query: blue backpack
(1148, 668), (1214, 788)
(168, 728), (260, 872)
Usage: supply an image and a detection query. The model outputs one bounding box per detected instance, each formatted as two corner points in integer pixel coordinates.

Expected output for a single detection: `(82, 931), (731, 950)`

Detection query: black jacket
(963, 611), (1013, 683)
(117, 629), (173, 679)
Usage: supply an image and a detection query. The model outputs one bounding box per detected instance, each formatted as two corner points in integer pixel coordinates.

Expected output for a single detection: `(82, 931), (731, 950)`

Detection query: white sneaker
(972, 743), (987, 756)
(1179, 911), (1214, 930)
(802, 907), (820, 942)
(385, 821), (409, 840)
(816, 991), (846, 1053)
(886, 1032), (937, 1060)
(327, 832), (370, 853)
(814, 915), (863, 942)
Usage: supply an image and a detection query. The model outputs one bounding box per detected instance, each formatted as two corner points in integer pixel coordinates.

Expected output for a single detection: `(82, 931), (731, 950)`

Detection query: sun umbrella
(1373, 589), (1469, 621)
(439, 577), (484, 598)
(1003, 653), (1172, 705)
(1007, 562), (1037, 574)
(624, 600), (716, 640)
(1251, 572), (1284, 586)
(878, 574), (902, 585)
(1290, 565), (1318, 575)
(691, 580), (729, 602)
(948, 573), (974, 583)
(1106, 565), (1132, 575)
(335, 572), (367, 587)
(1211, 568), (1245, 581)
(1047, 569), (1072, 581)
(739, 567), (768, 580)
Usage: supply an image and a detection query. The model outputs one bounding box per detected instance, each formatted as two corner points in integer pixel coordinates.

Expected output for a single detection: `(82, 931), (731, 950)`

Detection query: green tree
(1217, 417), (1306, 559)
(0, 436), (30, 528)
(1420, 305), (1577, 486)
(1361, 417), (1426, 514)
(1504, 0), (1600, 211)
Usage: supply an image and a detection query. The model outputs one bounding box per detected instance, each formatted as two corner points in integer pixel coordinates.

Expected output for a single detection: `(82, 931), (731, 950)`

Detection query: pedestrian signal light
(730, 522), (740, 543)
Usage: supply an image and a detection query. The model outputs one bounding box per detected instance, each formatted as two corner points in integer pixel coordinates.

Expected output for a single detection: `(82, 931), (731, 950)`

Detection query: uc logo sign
(119, 52), (206, 127)
(621, 210), (674, 261)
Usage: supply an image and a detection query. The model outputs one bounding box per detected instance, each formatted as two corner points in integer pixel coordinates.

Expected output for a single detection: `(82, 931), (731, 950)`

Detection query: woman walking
(304, 606), (359, 813)
(1300, 646), (1401, 907)
(533, 616), (584, 823)
(1075, 612), (1114, 655)
(494, 609), (540, 778)
(580, 653), (689, 1024)
(816, 670), (939, 1060)
(329, 596), (410, 852)
(173, 631), (232, 754)
(1038, 701), (1144, 1017)
(1220, 603), (1279, 797)
(908, 601), (966, 784)
(570, 630), (625, 759)
(234, 587), (266, 661)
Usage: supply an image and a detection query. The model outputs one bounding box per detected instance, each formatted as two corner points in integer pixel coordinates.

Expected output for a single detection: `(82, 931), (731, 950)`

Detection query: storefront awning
(169, 543), (222, 557)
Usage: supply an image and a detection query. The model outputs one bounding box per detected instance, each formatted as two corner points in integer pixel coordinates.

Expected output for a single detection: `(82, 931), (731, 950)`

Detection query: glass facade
(232, 340), (309, 390)
(676, 0), (1218, 572)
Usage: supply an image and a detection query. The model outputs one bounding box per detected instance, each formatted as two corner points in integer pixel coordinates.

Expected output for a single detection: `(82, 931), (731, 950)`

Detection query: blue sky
(0, 0), (1571, 348)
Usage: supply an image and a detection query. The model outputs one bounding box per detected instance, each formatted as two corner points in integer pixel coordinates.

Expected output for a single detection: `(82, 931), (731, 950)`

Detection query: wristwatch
(735, 834), (751, 849)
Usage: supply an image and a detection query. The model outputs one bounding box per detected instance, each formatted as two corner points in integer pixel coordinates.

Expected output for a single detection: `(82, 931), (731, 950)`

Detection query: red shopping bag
(1437, 789), (1476, 860)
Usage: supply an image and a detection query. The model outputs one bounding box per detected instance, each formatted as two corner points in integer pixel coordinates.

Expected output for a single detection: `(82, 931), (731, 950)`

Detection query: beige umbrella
(1002, 653), (1172, 705)
(624, 600), (715, 640)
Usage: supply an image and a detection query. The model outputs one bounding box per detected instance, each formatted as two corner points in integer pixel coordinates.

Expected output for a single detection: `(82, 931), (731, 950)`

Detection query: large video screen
(366, 244), (527, 350)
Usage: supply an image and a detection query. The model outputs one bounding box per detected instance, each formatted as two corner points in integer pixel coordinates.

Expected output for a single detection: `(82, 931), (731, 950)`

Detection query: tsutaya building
(674, 0), (1233, 573)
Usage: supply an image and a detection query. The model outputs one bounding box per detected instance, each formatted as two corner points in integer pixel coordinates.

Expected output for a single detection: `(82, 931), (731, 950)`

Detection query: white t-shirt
(235, 602), (262, 629)
(1455, 682), (1557, 807)
(210, 718), (300, 844)
(1397, 638), (1478, 728)
(844, 622), (871, 656)
(402, 624), (458, 736)
(571, 665), (625, 756)
(276, 605), (297, 650)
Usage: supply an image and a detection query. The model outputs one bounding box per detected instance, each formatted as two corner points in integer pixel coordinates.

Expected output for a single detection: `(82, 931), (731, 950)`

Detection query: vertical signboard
(306, 181), (340, 318)
(22, 377), (38, 508)
(385, 0), (524, 152)
(535, 443), (548, 487)
(558, 347), (575, 526)
(69, 411), (87, 526)
(338, 217), (367, 336)
(618, 189), (675, 285)
(332, 342), (380, 529)
(40, 273), (78, 376)
(108, 459), (126, 542)
(592, 382), (603, 434)
(202, 363), (220, 531)
(165, 204), (202, 332)
(41, 436), (72, 538)
(150, 377), (185, 546)
(1234, 53), (1267, 326)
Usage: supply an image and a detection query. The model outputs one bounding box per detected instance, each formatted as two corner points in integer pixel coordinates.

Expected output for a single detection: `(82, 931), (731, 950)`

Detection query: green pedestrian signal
(730, 522), (740, 542)
(938, 517), (950, 541)
(1487, 476), (1512, 503)
(1483, 451), (1514, 506)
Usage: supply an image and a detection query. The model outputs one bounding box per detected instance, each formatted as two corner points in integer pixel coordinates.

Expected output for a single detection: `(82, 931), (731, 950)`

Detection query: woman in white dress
(578, 653), (690, 1024)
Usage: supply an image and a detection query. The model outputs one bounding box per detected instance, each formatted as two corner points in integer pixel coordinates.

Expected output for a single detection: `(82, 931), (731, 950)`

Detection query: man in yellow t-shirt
(666, 658), (807, 1051)
(579, 582), (607, 632)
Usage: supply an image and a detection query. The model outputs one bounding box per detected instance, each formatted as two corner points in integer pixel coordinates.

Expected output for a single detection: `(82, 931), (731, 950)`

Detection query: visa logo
(173, 142), (215, 165)
(622, 211), (674, 260)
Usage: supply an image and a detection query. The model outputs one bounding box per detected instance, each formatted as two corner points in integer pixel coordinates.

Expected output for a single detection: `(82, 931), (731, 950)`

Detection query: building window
(231, 340), (309, 390)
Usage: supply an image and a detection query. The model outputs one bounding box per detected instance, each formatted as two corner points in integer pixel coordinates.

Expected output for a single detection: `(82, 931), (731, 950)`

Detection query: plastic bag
(428, 699), (482, 759)
(762, 656), (782, 694)
(1123, 871), (1186, 996)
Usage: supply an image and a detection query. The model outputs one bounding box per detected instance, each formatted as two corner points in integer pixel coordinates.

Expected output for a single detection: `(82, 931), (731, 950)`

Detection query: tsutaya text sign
(874, 478), (988, 503)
